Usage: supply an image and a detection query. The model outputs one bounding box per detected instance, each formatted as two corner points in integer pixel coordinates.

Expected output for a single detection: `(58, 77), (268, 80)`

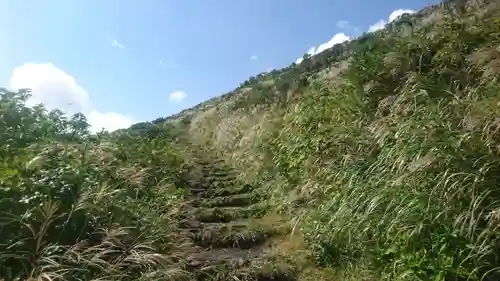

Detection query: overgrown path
(177, 158), (295, 281)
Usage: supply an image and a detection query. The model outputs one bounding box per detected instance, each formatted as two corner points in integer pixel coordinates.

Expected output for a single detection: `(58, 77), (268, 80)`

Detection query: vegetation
(269, 13), (500, 280)
(2, 0), (500, 280)
(0, 89), (189, 280)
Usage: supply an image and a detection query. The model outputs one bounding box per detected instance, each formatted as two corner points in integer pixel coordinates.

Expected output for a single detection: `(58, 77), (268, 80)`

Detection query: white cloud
(159, 59), (163, 65)
(9, 63), (133, 132)
(316, 33), (350, 54)
(295, 46), (317, 64)
(369, 20), (386, 32)
(88, 110), (134, 133)
(250, 55), (258, 60)
(112, 39), (125, 49)
(369, 9), (415, 32)
(336, 20), (349, 28)
(295, 33), (350, 64)
(10, 63), (89, 113)
(389, 9), (415, 22)
(169, 91), (186, 102)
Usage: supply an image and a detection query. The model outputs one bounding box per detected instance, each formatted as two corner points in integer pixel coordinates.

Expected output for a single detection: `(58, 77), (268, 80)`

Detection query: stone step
(202, 167), (232, 175)
(191, 188), (209, 195)
(209, 180), (237, 190)
(210, 169), (234, 176)
(193, 227), (269, 249)
(187, 250), (296, 281)
(199, 221), (250, 231)
(192, 257), (296, 281)
(205, 174), (237, 182)
(186, 248), (261, 269)
(182, 220), (249, 231)
(179, 219), (202, 229)
(195, 204), (267, 223)
(201, 193), (258, 208)
(209, 184), (253, 197)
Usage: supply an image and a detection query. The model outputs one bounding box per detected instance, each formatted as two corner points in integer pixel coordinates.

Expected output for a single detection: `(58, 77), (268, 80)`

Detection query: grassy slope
(140, 0), (500, 280)
(2, 0), (500, 280)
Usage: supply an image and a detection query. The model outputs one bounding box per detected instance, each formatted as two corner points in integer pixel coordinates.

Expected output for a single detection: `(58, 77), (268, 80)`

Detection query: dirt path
(177, 159), (295, 281)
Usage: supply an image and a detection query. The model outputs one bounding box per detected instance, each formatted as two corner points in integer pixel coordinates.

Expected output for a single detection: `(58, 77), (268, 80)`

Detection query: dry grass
(175, 7), (500, 281)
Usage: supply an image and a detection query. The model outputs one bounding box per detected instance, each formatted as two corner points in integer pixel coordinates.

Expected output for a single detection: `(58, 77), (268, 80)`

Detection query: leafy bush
(0, 89), (189, 281)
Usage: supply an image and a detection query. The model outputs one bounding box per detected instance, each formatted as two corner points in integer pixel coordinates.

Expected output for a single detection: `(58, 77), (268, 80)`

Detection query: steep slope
(121, 0), (500, 280)
(3, 0), (500, 280)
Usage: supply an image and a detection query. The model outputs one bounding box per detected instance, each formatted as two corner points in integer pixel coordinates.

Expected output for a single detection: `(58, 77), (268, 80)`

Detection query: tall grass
(0, 89), (190, 281)
(181, 6), (500, 280)
(160, 5), (500, 279)
(262, 13), (500, 280)
(7, 2), (493, 280)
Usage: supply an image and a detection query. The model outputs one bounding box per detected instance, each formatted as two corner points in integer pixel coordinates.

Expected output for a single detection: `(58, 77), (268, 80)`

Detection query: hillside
(2, 0), (500, 280)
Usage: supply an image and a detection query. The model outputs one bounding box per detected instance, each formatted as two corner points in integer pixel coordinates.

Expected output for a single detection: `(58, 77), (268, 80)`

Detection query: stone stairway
(177, 159), (295, 281)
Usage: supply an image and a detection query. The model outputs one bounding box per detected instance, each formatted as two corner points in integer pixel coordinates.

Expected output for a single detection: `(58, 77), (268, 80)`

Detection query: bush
(0, 89), (189, 281)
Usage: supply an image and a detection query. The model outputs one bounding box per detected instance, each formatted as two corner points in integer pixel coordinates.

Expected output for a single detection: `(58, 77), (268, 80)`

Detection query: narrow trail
(177, 158), (295, 281)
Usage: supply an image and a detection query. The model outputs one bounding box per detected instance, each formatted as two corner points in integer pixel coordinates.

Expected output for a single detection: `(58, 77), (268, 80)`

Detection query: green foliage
(131, 3), (500, 280)
(3, 1), (500, 281)
(0, 89), (189, 280)
(268, 12), (500, 280)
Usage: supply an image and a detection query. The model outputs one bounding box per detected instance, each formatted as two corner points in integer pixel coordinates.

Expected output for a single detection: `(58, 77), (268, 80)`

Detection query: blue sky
(0, 0), (439, 131)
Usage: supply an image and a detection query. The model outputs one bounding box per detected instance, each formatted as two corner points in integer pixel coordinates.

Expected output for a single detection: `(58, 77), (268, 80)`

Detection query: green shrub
(0, 89), (189, 281)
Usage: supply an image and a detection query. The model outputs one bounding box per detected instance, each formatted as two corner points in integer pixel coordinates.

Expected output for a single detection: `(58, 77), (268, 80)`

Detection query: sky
(0, 0), (440, 132)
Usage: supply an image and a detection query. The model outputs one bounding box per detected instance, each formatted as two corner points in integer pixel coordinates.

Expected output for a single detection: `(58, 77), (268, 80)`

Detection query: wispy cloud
(159, 59), (163, 65)
(336, 20), (349, 28)
(336, 20), (361, 34)
(169, 91), (186, 102)
(112, 39), (125, 49)
(250, 55), (258, 60)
